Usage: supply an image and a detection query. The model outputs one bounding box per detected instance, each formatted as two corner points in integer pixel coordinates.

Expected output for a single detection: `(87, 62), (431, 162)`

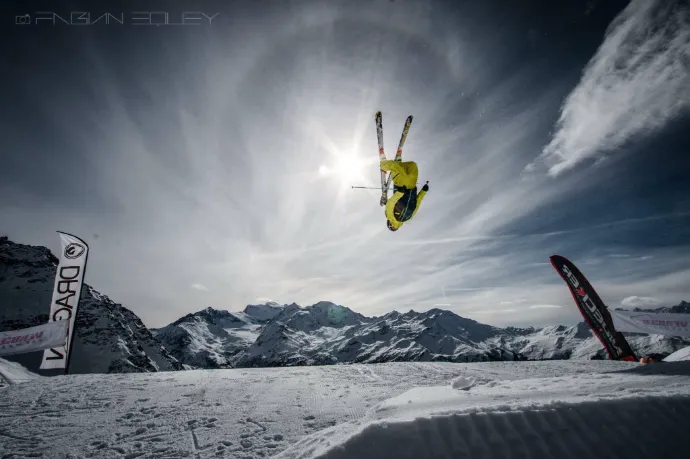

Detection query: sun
(336, 154), (369, 183)
(319, 152), (373, 186)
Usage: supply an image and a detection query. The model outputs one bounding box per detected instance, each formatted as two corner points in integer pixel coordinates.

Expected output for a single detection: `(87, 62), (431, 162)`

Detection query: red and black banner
(550, 255), (637, 362)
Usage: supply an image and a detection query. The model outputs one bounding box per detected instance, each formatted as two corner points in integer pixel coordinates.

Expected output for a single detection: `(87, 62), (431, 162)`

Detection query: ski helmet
(387, 220), (400, 231)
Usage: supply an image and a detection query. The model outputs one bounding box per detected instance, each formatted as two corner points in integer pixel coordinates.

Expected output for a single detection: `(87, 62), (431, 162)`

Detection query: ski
(381, 115), (413, 206)
(375, 111), (386, 206)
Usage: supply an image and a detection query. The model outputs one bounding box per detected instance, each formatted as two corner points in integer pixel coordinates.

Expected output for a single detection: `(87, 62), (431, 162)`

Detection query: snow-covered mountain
(629, 301), (690, 314)
(242, 302), (287, 322)
(158, 301), (690, 369)
(0, 236), (183, 374)
(152, 306), (266, 369)
(492, 320), (690, 361)
(487, 322), (598, 360)
(237, 305), (525, 367)
(159, 303), (528, 368)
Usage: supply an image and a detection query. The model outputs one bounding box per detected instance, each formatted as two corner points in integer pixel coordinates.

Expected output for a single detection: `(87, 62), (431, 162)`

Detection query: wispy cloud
(537, 0), (690, 176)
(500, 298), (528, 305)
(528, 304), (563, 310)
(3, 0), (689, 331)
(620, 296), (662, 308)
(469, 308), (517, 315)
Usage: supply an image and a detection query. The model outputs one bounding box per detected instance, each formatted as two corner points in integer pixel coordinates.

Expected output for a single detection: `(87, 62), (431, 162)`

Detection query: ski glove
(422, 182), (429, 192)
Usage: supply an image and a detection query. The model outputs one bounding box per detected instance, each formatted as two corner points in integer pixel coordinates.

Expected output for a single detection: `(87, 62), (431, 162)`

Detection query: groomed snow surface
(0, 357), (41, 387)
(664, 345), (690, 362)
(2, 360), (690, 458)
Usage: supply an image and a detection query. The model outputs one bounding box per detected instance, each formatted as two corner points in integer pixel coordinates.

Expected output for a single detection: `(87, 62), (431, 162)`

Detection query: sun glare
(319, 152), (373, 186)
(336, 155), (367, 183)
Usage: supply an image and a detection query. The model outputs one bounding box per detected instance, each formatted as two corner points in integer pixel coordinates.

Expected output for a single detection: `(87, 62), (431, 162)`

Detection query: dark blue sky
(1, 0), (688, 328)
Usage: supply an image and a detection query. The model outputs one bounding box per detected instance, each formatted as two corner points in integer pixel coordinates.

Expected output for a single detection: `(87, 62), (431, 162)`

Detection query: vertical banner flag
(40, 232), (89, 370)
(550, 255), (637, 362)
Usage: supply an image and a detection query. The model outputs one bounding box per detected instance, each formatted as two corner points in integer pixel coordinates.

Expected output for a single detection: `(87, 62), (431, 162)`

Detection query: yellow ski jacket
(380, 159), (427, 230)
(385, 188), (427, 230)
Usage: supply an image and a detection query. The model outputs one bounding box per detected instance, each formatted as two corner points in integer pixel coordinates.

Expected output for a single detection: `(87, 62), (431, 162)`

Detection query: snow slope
(664, 345), (690, 362)
(0, 357), (40, 387)
(0, 236), (183, 374)
(277, 365), (690, 459)
(2, 360), (690, 458)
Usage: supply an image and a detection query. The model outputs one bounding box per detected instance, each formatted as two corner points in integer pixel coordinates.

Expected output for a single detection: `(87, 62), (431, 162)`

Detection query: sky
(1, 0), (689, 329)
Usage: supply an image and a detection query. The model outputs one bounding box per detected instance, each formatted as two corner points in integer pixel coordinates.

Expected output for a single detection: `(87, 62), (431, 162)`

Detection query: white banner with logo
(611, 310), (690, 338)
(40, 232), (89, 370)
(0, 321), (68, 356)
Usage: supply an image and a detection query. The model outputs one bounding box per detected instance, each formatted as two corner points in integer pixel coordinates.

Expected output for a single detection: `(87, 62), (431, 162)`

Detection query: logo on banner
(64, 242), (86, 259)
(630, 314), (689, 330)
(40, 232), (89, 370)
(560, 264), (624, 356)
(0, 331), (45, 353)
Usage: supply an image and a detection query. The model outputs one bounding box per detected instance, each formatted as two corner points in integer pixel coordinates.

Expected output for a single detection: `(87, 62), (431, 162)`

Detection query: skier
(380, 159), (429, 231)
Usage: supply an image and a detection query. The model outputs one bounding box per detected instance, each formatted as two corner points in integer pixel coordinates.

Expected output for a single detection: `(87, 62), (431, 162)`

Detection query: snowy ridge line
(276, 362), (690, 458)
(275, 395), (690, 459)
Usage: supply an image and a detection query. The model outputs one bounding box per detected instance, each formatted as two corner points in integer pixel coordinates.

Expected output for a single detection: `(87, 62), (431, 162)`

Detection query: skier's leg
(392, 161), (418, 189)
(402, 162), (418, 186)
(380, 159), (407, 176)
(382, 160), (418, 189)
(381, 159), (411, 190)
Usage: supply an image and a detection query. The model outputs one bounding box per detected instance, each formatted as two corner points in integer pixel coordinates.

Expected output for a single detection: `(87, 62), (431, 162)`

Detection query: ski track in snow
(1, 361), (689, 458)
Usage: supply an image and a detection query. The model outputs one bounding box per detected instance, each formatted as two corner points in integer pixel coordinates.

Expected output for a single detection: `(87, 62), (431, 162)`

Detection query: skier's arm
(385, 191), (403, 222)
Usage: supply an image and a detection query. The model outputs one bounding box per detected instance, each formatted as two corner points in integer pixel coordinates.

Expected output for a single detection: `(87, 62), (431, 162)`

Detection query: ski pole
(351, 186), (394, 190)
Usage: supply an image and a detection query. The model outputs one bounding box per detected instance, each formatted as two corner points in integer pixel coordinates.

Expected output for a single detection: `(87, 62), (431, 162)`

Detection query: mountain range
(2, 236), (689, 374)
(153, 301), (690, 369)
